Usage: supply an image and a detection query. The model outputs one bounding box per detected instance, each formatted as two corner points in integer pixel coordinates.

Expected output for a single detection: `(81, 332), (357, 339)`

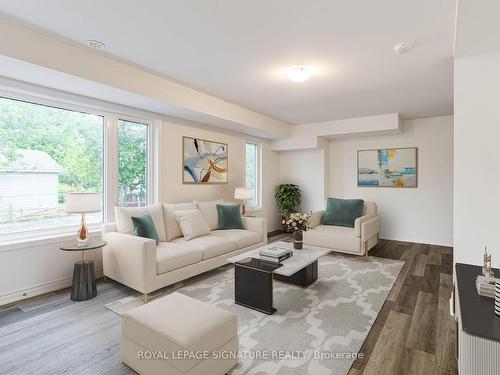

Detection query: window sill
(0, 229), (102, 253)
(246, 207), (263, 214)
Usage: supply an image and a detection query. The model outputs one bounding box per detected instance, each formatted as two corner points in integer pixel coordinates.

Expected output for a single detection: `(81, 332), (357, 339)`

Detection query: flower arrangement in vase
(282, 212), (313, 249)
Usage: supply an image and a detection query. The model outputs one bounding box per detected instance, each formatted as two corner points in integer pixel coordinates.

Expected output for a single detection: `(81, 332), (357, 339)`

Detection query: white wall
(329, 116), (454, 246)
(454, 0), (500, 266)
(159, 117), (281, 231)
(278, 148), (328, 212)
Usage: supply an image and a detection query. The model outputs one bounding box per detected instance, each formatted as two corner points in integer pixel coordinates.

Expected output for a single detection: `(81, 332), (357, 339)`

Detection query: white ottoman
(121, 292), (239, 375)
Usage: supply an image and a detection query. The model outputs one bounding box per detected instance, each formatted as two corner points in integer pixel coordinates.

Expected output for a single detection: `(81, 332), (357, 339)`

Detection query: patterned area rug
(105, 253), (403, 375)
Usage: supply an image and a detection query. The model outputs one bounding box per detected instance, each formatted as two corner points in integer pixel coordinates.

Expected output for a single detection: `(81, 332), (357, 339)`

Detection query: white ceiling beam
(0, 17), (291, 139)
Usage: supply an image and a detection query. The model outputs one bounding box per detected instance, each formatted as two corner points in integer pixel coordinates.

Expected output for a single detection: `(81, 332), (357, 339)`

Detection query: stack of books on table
(476, 275), (498, 298)
(259, 246), (293, 263)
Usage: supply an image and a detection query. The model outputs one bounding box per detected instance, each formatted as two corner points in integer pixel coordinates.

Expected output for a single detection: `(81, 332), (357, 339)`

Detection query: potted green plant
(274, 184), (302, 232)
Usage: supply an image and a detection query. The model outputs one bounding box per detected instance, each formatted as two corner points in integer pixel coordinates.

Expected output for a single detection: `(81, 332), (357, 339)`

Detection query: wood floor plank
(363, 310), (412, 375)
(411, 254), (429, 276)
(387, 254), (415, 302)
(405, 291), (437, 354)
(400, 348), (436, 375)
(438, 273), (453, 311)
(351, 300), (394, 371)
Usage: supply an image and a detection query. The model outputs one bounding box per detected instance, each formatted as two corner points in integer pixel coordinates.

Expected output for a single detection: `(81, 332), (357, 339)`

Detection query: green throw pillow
(217, 204), (244, 230)
(322, 198), (364, 228)
(131, 212), (160, 244)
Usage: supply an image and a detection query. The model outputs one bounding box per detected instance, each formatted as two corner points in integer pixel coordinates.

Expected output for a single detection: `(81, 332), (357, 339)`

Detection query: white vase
(495, 281), (500, 318)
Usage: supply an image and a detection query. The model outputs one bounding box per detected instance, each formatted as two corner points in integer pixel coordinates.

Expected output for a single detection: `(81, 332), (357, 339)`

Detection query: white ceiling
(0, 0), (456, 124)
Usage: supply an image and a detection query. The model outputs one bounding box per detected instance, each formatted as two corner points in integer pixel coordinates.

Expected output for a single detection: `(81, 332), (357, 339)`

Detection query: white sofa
(102, 200), (267, 300)
(303, 201), (380, 256)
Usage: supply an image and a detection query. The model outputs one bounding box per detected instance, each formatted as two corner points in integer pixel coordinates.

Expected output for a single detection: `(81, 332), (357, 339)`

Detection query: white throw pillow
(175, 209), (211, 240)
(114, 204), (166, 241)
(162, 202), (197, 241)
(195, 199), (224, 231)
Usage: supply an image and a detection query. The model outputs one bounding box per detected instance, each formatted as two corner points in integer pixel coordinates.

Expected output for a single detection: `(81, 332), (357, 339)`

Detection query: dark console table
(455, 263), (500, 374)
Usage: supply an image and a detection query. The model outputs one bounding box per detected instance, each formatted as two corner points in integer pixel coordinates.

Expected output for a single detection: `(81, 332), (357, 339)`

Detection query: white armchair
(303, 201), (380, 256)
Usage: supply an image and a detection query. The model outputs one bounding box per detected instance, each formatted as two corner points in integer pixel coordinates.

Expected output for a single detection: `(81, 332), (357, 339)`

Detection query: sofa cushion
(212, 229), (261, 249)
(217, 204), (244, 230)
(172, 234), (236, 260)
(196, 199), (224, 231)
(322, 197), (364, 228)
(304, 225), (361, 253)
(162, 202), (197, 241)
(122, 292), (238, 373)
(175, 209), (211, 240)
(156, 242), (202, 274)
(131, 213), (160, 244)
(115, 204), (166, 242)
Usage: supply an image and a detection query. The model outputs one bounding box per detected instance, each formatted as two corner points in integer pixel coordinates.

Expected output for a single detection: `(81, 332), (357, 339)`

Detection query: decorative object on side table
(282, 212), (313, 249)
(495, 280), (500, 318)
(234, 187), (253, 215)
(483, 247), (493, 277)
(65, 192), (101, 246)
(60, 240), (106, 301)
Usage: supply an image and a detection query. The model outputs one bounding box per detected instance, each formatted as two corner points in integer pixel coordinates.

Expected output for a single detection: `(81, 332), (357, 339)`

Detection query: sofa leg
(363, 241), (368, 256)
(144, 294), (148, 303)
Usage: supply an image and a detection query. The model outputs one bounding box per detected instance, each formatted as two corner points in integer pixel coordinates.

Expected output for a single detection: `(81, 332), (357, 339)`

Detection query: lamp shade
(234, 187), (253, 200)
(65, 192), (101, 213)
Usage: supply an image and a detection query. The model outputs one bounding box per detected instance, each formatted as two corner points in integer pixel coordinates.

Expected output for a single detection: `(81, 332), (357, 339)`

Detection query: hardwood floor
(0, 238), (457, 375)
(349, 239), (457, 375)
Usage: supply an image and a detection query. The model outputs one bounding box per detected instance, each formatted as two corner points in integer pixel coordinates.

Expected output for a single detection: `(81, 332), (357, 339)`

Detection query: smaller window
(245, 143), (260, 209)
(118, 119), (149, 207)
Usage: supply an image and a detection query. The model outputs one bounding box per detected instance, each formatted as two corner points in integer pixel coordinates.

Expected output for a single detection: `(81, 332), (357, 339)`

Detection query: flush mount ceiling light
(284, 66), (313, 83)
(87, 40), (105, 49)
(394, 42), (412, 54)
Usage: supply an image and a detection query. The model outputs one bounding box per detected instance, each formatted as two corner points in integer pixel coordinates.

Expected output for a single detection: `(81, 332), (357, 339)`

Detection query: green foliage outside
(0, 97), (148, 222)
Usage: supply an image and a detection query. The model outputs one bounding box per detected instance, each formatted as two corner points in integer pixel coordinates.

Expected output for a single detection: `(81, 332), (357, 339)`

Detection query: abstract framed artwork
(182, 136), (228, 184)
(357, 147), (417, 188)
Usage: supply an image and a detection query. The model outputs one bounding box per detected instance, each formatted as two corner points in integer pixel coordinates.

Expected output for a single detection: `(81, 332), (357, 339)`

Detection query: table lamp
(65, 192), (101, 246)
(234, 187), (253, 215)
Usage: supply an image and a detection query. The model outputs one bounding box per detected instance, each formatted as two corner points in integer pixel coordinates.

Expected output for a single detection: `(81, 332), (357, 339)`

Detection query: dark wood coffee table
(229, 241), (329, 314)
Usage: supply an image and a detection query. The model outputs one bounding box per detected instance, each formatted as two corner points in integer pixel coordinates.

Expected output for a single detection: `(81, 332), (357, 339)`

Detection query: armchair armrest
(309, 210), (325, 228)
(102, 231), (156, 294)
(242, 217), (267, 243)
(361, 216), (380, 242)
(354, 215), (374, 237)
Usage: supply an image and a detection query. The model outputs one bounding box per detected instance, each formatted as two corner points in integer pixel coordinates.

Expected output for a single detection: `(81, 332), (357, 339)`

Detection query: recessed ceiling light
(394, 42), (412, 54)
(284, 66), (312, 83)
(87, 40), (105, 49)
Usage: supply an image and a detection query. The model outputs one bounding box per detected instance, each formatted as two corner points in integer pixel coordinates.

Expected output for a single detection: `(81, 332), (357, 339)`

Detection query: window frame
(245, 141), (262, 210)
(0, 86), (158, 243)
(116, 116), (154, 209)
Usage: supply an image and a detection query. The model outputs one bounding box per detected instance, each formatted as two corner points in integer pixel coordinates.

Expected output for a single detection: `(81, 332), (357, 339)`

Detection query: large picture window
(0, 97), (104, 237)
(0, 94), (154, 241)
(245, 142), (260, 209)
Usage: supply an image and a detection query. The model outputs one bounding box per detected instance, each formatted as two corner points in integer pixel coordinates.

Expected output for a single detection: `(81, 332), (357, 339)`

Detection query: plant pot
(293, 230), (303, 250)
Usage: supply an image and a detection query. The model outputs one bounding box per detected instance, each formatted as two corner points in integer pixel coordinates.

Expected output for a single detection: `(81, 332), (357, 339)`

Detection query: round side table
(60, 239), (107, 301)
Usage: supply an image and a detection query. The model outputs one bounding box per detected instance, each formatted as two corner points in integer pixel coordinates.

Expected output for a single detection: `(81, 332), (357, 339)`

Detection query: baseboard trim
(0, 269), (103, 307)
(268, 229), (284, 237)
(380, 234), (452, 247)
